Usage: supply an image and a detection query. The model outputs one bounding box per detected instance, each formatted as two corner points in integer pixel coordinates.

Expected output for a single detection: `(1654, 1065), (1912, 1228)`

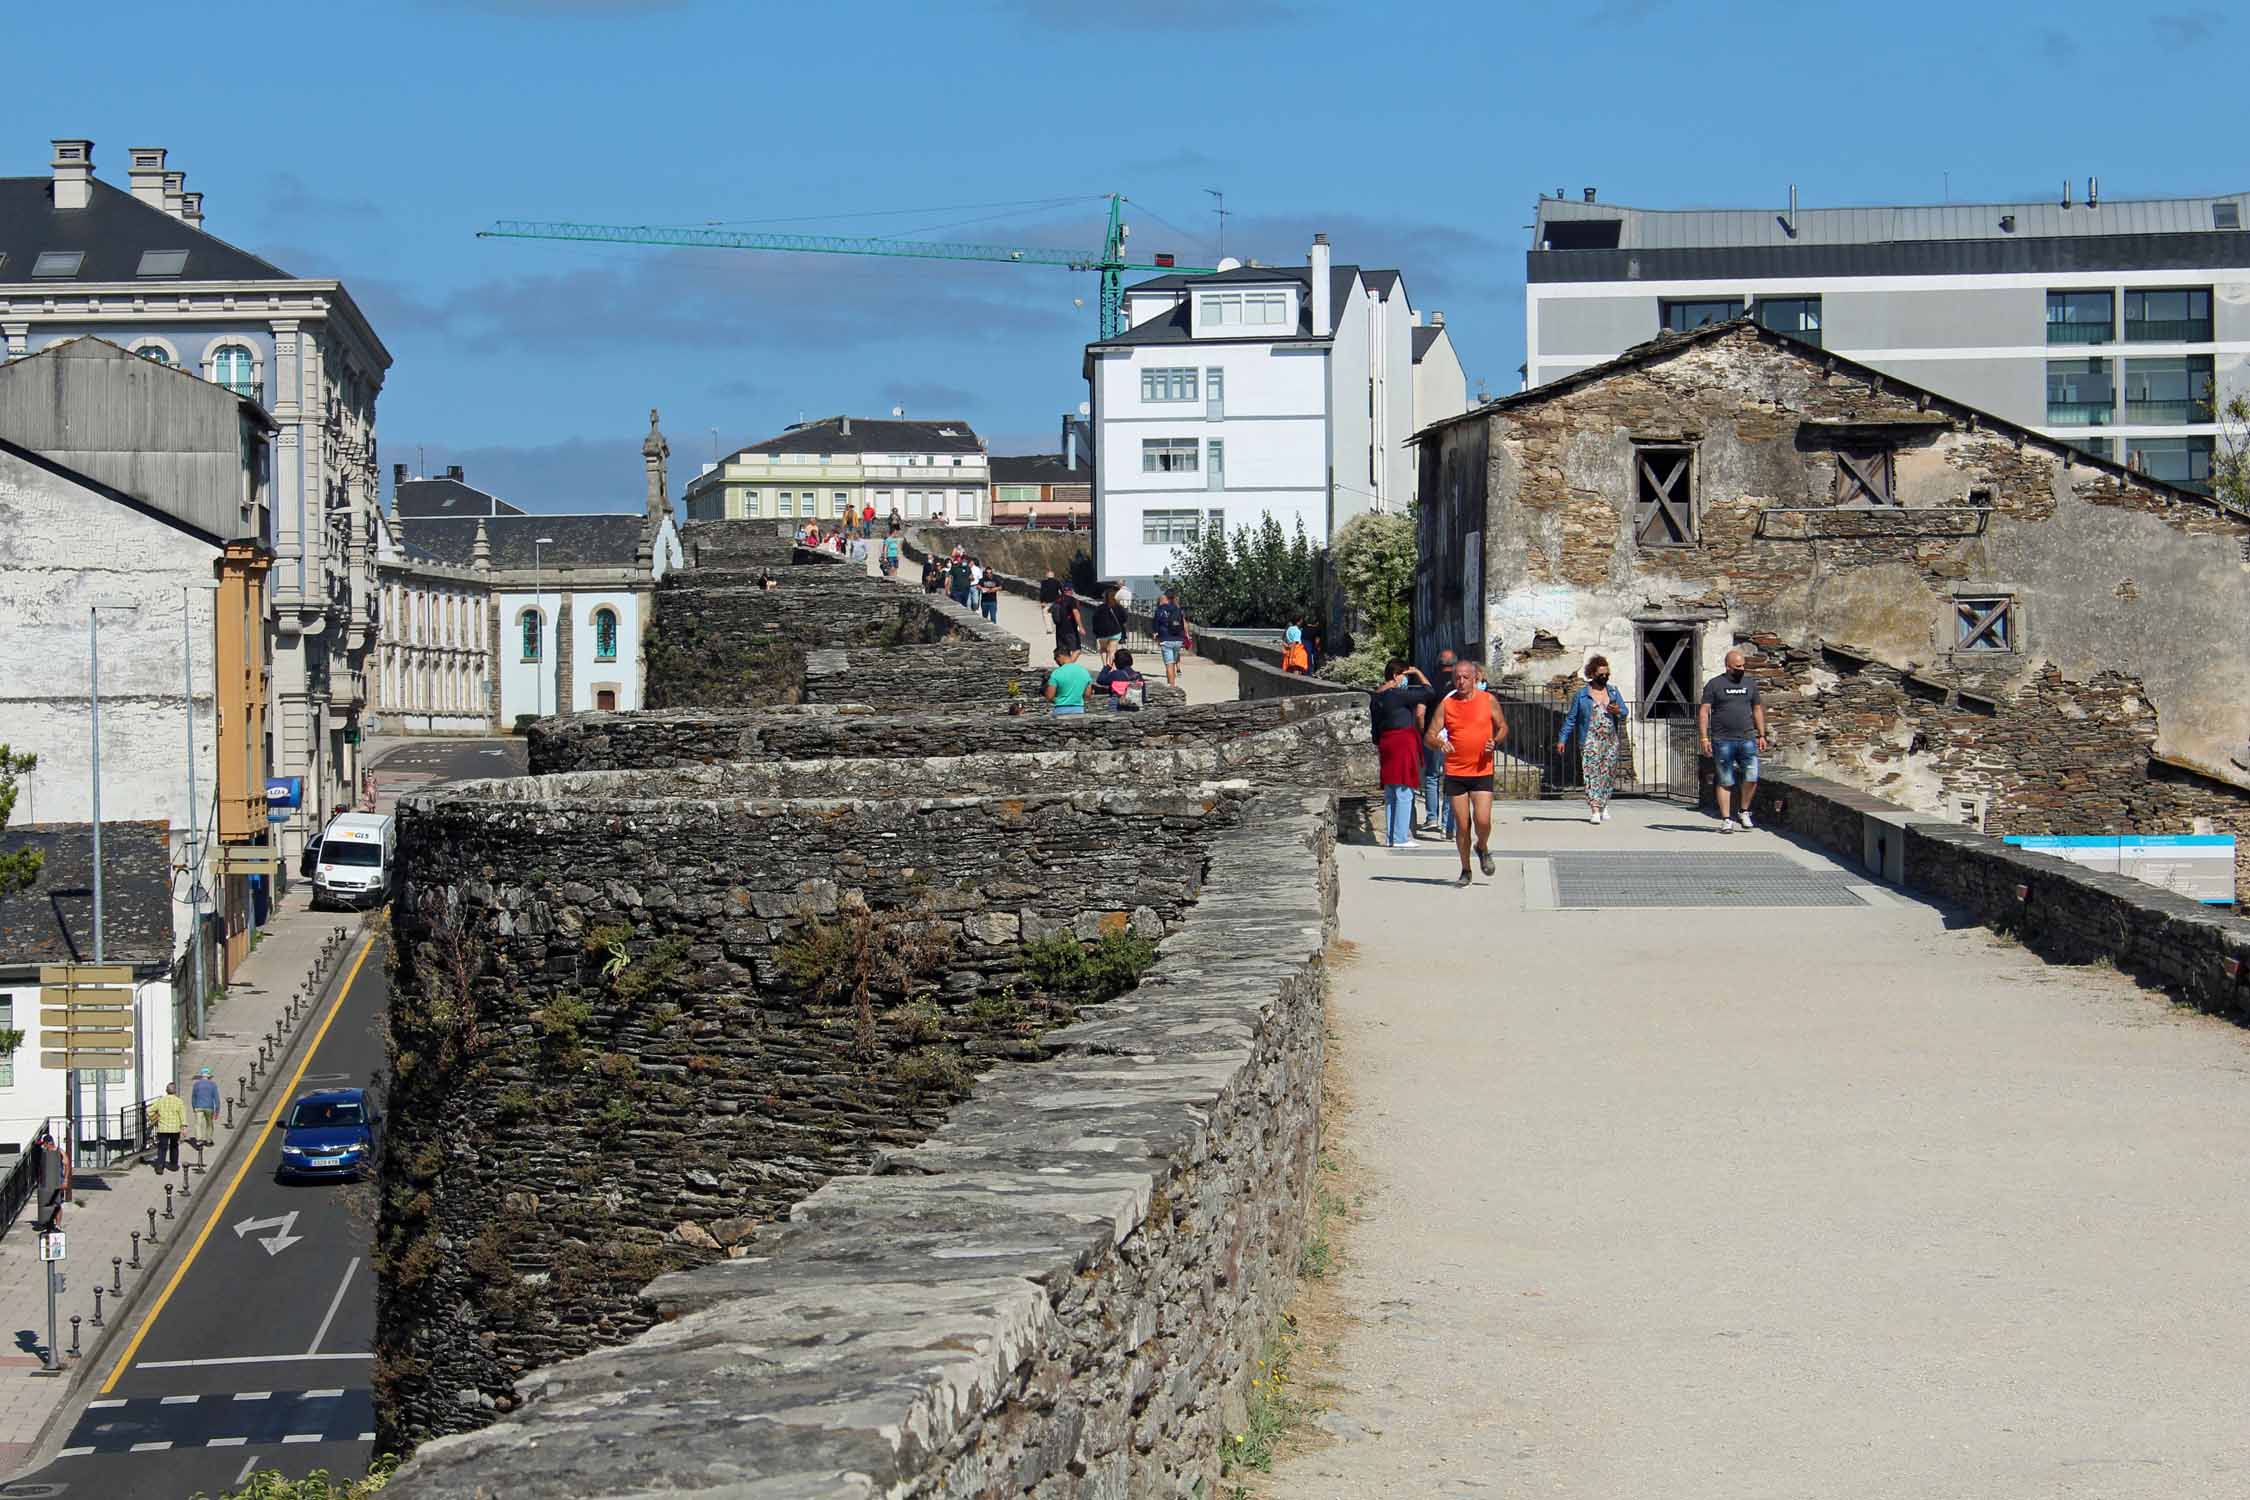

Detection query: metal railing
(2045, 321), (2113, 345)
(0, 1140), (39, 1234)
(2124, 318), (2213, 343)
(1487, 688), (1701, 802)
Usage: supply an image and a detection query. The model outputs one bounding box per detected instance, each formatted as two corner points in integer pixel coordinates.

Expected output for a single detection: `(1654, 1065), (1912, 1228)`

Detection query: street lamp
(532, 537), (555, 720)
(86, 599), (140, 1167)
(180, 582), (221, 1042)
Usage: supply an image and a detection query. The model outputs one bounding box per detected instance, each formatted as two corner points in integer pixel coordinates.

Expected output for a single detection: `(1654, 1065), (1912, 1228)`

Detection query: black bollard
(236, 1074), (247, 1107)
(164, 1185), (175, 1220)
(91, 1287), (104, 1328)
(224, 1098), (236, 1131)
(146, 1206), (159, 1243)
(69, 1316), (80, 1358)
(129, 1231), (141, 1270)
(110, 1257), (122, 1294)
(194, 1140), (207, 1174)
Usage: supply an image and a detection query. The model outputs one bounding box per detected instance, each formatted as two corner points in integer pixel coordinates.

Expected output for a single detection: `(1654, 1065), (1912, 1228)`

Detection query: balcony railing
(2044, 401), (2114, 426)
(2124, 318), (2213, 343)
(2124, 398), (2213, 424)
(2046, 321), (2113, 345)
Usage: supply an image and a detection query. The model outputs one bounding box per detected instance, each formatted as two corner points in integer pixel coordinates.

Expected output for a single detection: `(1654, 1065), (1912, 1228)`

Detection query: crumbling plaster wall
(1469, 328), (2250, 807)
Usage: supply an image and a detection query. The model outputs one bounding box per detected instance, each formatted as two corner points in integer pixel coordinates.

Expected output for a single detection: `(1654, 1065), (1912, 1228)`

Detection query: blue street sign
(265, 776), (303, 810)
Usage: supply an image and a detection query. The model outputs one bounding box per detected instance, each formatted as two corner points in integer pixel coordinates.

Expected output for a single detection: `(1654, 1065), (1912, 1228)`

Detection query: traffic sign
(38, 1233), (64, 1263)
(38, 964), (132, 987)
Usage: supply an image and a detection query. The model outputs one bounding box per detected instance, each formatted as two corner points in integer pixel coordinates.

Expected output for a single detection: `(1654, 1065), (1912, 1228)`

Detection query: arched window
(519, 608), (542, 662)
(136, 346), (171, 365)
(212, 344), (257, 400)
(593, 607), (619, 661)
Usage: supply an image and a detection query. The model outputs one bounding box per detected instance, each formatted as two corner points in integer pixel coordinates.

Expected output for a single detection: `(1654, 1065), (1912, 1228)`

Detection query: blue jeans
(1713, 738), (1760, 787)
(1383, 785), (1415, 847)
(1051, 703), (1085, 716)
(981, 593), (998, 621)
(1420, 746), (1454, 834)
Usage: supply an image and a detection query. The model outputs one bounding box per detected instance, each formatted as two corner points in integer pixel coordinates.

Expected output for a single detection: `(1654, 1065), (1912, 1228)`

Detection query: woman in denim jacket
(1555, 655), (1628, 825)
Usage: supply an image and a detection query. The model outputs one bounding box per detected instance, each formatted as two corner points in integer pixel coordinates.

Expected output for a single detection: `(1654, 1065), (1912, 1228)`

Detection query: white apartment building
(1527, 184), (2250, 495)
(1085, 235), (1467, 590)
(683, 415), (990, 524)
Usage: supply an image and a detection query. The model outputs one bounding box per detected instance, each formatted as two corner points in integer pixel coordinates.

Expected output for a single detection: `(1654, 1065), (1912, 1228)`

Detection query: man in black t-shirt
(1051, 587), (1082, 653)
(1038, 570), (1061, 605)
(1698, 649), (1770, 831)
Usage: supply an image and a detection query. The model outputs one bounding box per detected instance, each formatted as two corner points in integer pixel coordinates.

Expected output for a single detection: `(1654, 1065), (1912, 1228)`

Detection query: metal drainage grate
(1531, 851), (1869, 909)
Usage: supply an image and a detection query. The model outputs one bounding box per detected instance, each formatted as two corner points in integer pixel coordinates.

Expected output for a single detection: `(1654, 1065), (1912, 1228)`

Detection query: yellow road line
(99, 933), (375, 1394)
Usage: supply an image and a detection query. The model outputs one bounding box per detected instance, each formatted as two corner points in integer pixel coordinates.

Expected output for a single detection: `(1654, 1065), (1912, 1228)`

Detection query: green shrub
(197, 1455), (399, 1499)
(1020, 927), (1157, 1000)
(891, 1047), (971, 1101)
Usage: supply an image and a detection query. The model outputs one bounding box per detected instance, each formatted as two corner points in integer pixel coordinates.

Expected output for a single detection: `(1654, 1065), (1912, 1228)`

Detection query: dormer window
(1199, 290), (1291, 329)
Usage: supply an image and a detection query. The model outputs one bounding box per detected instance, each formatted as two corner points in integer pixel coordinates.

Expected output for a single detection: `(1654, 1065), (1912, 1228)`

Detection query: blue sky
(10, 0), (2240, 511)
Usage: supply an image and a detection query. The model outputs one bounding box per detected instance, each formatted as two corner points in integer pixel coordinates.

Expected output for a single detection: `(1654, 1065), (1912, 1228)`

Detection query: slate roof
(395, 477), (527, 519)
(1535, 190), (2250, 251)
(1412, 325), (1447, 363)
(0, 821), (176, 973)
(990, 454), (1086, 485)
(1360, 269), (1401, 300)
(727, 416), (984, 459)
(1097, 264), (1362, 348)
(401, 513), (648, 570)
(0, 177), (292, 285)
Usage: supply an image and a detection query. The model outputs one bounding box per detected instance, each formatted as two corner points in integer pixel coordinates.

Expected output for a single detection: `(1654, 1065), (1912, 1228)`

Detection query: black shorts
(1442, 773), (1493, 798)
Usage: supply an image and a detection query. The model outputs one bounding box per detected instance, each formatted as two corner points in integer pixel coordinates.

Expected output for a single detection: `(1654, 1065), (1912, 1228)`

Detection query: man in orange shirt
(1422, 659), (1505, 888)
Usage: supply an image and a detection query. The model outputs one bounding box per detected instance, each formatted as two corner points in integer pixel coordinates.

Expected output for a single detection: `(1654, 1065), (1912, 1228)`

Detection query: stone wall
(527, 696), (1364, 776)
(678, 519), (794, 571)
(383, 793), (1335, 1499)
(911, 524), (1091, 585)
(380, 758), (1270, 1445)
(1746, 766), (2250, 1019)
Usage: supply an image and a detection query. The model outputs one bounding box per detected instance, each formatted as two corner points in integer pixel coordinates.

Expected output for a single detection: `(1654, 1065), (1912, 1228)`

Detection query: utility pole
(182, 584), (216, 1042)
(87, 600), (140, 1169)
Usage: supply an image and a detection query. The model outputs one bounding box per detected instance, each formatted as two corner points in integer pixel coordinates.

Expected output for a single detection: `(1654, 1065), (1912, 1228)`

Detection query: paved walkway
(1274, 799), (2250, 1499)
(862, 545), (1241, 703)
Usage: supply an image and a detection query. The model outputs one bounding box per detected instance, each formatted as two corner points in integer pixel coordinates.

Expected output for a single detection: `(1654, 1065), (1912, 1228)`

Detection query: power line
(1121, 197), (1217, 258)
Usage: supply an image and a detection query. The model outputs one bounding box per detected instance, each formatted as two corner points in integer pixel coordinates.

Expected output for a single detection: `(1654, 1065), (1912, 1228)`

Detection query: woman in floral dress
(1555, 655), (1628, 825)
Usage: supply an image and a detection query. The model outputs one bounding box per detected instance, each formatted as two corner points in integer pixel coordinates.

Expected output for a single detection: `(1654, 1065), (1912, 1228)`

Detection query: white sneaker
(1599, 807), (1612, 823)
(1738, 811), (1756, 830)
(1587, 810), (1602, 825)
(1719, 817), (1738, 834)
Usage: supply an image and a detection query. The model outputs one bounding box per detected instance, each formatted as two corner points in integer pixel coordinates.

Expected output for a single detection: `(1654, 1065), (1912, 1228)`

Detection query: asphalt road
(3, 740), (521, 1500)
(2, 940), (386, 1500)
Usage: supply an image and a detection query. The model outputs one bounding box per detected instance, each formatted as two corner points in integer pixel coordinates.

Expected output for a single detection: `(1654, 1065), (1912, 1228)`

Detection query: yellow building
(684, 415), (989, 525)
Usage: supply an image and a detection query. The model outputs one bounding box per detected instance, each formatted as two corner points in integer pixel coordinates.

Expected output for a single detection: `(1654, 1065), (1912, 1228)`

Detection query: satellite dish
(1077, 401), (1090, 417)
(1216, 256), (1243, 272)
(892, 405), (906, 418)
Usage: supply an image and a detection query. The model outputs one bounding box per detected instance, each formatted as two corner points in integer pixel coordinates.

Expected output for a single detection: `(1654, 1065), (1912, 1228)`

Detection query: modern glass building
(1526, 186), (2248, 494)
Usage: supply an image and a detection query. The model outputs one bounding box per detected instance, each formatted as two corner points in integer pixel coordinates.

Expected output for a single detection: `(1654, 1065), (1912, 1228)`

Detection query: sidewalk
(863, 548), (1242, 703)
(1267, 800), (2250, 1499)
(0, 885), (368, 1474)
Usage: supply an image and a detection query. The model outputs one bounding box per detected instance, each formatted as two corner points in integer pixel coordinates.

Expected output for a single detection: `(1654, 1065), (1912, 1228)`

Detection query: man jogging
(1423, 659), (1504, 887)
(1150, 588), (1190, 687)
(1698, 648), (1770, 831)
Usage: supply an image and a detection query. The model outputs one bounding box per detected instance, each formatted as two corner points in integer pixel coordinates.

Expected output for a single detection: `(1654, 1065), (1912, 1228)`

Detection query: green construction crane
(477, 193), (1214, 339)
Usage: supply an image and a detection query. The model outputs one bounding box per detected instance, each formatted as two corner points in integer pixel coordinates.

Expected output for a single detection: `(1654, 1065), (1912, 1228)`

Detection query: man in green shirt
(1044, 646), (1093, 716)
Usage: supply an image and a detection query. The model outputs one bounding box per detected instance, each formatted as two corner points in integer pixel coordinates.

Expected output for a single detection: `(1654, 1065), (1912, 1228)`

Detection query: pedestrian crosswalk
(60, 1387), (374, 1455)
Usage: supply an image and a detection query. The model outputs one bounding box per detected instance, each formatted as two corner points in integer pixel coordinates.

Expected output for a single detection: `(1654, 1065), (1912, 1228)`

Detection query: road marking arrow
(232, 1211), (302, 1256)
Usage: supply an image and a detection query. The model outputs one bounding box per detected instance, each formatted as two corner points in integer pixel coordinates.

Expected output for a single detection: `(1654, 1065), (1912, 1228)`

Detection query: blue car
(277, 1088), (380, 1182)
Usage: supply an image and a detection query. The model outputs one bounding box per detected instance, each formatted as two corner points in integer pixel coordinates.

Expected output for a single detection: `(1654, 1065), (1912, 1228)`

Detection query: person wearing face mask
(1555, 654), (1629, 825)
(1699, 647), (1770, 831)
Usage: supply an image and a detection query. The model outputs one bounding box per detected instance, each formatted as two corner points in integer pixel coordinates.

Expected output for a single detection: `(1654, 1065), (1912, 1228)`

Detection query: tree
(1330, 510), (1417, 665)
(2217, 392), (2250, 515)
(0, 746), (41, 901)
(1158, 513), (1322, 629)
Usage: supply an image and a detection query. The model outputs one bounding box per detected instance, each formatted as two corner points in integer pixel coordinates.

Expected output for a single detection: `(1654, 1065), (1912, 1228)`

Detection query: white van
(312, 812), (395, 909)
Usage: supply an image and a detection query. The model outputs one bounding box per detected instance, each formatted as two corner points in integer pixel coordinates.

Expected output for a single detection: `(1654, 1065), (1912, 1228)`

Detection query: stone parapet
(383, 793), (1334, 1498)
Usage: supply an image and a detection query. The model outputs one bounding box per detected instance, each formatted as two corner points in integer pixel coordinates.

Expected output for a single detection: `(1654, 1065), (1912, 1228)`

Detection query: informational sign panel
(38, 1232), (64, 1263)
(37, 964), (136, 1072)
(264, 776), (302, 810)
(2004, 834), (2236, 906)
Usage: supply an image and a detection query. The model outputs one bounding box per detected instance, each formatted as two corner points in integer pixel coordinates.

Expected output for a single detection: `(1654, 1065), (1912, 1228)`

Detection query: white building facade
(373, 512), (494, 735)
(1525, 186), (2250, 494)
(0, 138), (391, 862)
(684, 415), (990, 525)
(1086, 236), (1467, 589)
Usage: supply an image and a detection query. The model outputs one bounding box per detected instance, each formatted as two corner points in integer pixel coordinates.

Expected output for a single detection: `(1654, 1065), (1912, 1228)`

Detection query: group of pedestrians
(1371, 643), (1776, 884)
(920, 546), (1001, 621)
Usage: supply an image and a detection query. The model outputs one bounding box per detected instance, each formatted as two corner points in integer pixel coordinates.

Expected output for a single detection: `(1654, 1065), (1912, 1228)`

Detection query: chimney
(162, 170), (186, 219)
(1430, 310), (1445, 329)
(2088, 176), (2099, 207)
(179, 191), (203, 230)
(392, 462), (408, 488)
(841, 415), (852, 436)
(445, 464), (465, 481)
(127, 148), (168, 209)
(50, 139), (94, 211)
(1309, 232), (1332, 338)
(2063, 178), (2073, 209)
(1583, 187), (1596, 203)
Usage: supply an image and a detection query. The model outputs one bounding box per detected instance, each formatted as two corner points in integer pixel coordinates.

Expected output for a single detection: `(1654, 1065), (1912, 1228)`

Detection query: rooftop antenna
(1205, 188), (1230, 261)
